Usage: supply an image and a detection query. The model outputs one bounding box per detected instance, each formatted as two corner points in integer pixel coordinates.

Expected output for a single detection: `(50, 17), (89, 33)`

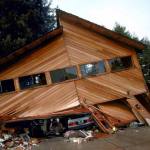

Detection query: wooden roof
(58, 9), (145, 51)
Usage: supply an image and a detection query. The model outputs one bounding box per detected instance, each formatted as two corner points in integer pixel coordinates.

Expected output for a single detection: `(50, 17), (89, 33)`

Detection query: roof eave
(57, 9), (145, 51)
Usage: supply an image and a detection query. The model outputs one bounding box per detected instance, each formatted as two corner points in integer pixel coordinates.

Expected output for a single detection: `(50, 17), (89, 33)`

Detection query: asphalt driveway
(32, 126), (150, 150)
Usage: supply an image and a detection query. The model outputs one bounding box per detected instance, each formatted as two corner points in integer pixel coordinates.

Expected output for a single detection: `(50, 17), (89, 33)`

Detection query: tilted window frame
(50, 66), (78, 83)
(80, 60), (106, 78)
(0, 79), (15, 94)
(19, 73), (47, 90)
(0, 56), (135, 94)
(108, 56), (133, 72)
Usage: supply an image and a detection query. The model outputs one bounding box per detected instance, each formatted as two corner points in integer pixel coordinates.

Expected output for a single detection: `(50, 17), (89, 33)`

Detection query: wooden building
(0, 10), (150, 131)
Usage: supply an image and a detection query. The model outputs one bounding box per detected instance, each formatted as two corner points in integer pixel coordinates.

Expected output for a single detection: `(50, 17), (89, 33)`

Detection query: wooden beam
(45, 72), (51, 85)
(76, 65), (82, 78)
(79, 97), (114, 133)
(14, 78), (20, 91)
(126, 96), (150, 126)
(104, 60), (111, 73)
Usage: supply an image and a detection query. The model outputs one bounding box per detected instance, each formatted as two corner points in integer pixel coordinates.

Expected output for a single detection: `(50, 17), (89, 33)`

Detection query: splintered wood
(126, 96), (150, 126)
(79, 98), (114, 133)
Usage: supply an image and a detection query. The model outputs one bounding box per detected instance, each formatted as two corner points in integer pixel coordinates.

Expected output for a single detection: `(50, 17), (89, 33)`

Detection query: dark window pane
(65, 67), (77, 79)
(0, 79), (15, 94)
(97, 61), (106, 73)
(80, 61), (106, 77)
(19, 73), (46, 89)
(50, 67), (77, 83)
(50, 69), (66, 83)
(109, 56), (132, 71)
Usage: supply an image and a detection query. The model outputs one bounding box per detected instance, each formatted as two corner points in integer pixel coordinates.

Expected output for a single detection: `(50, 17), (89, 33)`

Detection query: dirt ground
(32, 126), (150, 150)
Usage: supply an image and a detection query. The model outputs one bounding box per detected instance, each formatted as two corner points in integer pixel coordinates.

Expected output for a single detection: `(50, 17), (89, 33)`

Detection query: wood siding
(62, 20), (133, 65)
(62, 18), (146, 103)
(0, 82), (79, 121)
(98, 101), (136, 124)
(0, 15), (147, 121)
(0, 36), (70, 80)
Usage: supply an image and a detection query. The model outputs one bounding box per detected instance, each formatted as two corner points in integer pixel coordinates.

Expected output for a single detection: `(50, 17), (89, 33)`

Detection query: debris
(112, 126), (117, 133)
(4, 139), (14, 148)
(20, 133), (30, 142)
(64, 130), (86, 138)
(64, 130), (94, 144)
(67, 137), (84, 144)
(30, 138), (40, 145)
(129, 121), (145, 128)
(135, 130), (139, 133)
(3, 133), (12, 140)
(47, 118), (64, 136)
(0, 127), (40, 150)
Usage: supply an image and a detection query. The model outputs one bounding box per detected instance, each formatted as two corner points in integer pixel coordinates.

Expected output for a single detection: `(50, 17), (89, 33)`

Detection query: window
(80, 61), (106, 77)
(109, 56), (132, 71)
(19, 73), (46, 89)
(0, 79), (15, 94)
(50, 67), (77, 83)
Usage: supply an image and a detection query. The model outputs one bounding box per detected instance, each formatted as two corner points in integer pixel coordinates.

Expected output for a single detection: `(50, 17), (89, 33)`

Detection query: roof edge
(57, 9), (145, 51)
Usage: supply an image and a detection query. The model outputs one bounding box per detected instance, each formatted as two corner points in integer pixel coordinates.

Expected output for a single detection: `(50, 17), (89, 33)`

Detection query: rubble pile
(0, 127), (40, 150)
(64, 130), (94, 144)
(63, 121), (145, 144)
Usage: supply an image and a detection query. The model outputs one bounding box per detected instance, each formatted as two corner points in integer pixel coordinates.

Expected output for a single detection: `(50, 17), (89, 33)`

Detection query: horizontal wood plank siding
(75, 68), (146, 105)
(98, 101), (136, 124)
(0, 36), (70, 80)
(0, 82), (79, 121)
(62, 20), (133, 65)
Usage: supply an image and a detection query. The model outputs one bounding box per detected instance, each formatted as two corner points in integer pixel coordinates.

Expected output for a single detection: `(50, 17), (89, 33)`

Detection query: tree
(0, 0), (56, 57)
(140, 38), (150, 86)
(113, 23), (150, 87)
(113, 22), (139, 41)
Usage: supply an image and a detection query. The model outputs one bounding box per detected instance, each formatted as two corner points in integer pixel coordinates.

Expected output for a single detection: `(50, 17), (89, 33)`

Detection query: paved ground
(32, 126), (150, 150)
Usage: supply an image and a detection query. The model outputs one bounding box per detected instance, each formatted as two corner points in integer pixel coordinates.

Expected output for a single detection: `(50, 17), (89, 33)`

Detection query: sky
(51, 0), (150, 40)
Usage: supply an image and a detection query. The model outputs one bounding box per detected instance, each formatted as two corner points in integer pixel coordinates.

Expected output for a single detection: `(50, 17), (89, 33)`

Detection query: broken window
(80, 61), (106, 77)
(0, 79), (15, 94)
(50, 66), (77, 83)
(109, 56), (132, 71)
(19, 73), (47, 90)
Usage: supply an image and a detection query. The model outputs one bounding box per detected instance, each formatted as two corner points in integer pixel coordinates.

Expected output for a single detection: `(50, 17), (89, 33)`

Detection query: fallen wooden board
(97, 101), (136, 126)
(126, 96), (150, 126)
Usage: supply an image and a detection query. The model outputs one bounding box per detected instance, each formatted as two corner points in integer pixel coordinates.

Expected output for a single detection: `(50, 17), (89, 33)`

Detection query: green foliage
(113, 23), (150, 86)
(0, 0), (56, 57)
(113, 22), (139, 41)
(140, 38), (150, 85)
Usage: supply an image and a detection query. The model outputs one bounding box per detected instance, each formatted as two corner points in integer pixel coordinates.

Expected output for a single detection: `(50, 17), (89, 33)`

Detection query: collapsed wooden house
(0, 10), (150, 133)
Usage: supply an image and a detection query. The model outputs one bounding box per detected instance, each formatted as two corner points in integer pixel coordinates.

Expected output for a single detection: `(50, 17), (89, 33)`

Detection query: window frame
(0, 56), (135, 94)
(0, 79), (15, 94)
(50, 66), (78, 84)
(108, 56), (133, 73)
(19, 73), (47, 90)
(79, 60), (107, 78)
